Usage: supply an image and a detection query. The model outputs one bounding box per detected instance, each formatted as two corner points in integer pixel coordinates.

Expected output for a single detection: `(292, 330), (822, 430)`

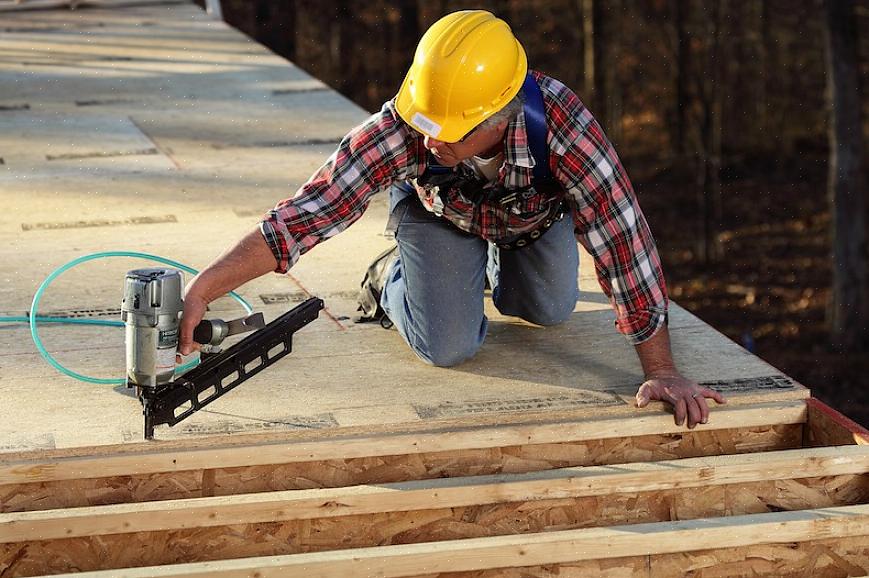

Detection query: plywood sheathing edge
(0, 401), (808, 485)
(806, 397), (869, 446)
(2, 445), (867, 543)
(38, 505), (869, 578)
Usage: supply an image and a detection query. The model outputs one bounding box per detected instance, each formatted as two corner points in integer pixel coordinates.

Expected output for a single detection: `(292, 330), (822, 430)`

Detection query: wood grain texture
(806, 398), (869, 446)
(414, 558), (650, 578)
(4, 445), (867, 543)
(649, 535), (869, 577)
(9, 506), (867, 578)
(725, 474), (869, 515)
(0, 423), (803, 513)
(416, 537), (869, 578)
(2, 469), (866, 574)
(0, 401), (807, 488)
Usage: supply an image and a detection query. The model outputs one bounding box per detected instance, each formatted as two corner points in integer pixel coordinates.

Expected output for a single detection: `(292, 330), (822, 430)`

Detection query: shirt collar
(415, 108), (536, 188)
(500, 109), (535, 189)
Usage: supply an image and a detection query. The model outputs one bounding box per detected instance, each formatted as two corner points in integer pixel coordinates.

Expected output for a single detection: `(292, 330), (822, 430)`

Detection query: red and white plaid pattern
(262, 71), (668, 344)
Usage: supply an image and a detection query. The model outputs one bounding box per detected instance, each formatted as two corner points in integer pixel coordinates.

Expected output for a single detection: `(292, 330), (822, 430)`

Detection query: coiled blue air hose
(0, 251), (253, 385)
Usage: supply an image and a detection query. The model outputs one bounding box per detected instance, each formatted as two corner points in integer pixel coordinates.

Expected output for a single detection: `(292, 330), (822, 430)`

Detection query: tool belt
(412, 164), (567, 251)
(494, 199), (567, 250)
(401, 71), (567, 251)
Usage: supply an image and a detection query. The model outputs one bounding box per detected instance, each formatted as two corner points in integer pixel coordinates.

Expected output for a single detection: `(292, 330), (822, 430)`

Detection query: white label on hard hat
(411, 113), (441, 138)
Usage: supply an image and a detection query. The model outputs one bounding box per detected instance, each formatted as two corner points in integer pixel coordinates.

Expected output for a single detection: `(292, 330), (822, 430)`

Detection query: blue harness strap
(521, 72), (552, 184)
(422, 72), (551, 186)
(406, 73), (564, 250)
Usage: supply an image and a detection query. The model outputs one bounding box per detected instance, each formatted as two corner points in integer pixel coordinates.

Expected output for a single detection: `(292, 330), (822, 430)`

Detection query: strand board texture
(0, 1), (811, 454)
(0, 401), (807, 512)
(3, 4), (866, 577)
(1, 405), (868, 576)
(10, 506), (869, 578)
(1, 400), (868, 576)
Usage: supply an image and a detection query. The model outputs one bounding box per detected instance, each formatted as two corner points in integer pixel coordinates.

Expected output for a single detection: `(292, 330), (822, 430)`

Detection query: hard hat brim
(395, 21), (527, 143)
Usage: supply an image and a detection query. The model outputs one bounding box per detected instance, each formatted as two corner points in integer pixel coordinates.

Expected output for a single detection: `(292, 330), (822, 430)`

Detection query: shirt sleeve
(261, 101), (419, 273)
(556, 117), (669, 344)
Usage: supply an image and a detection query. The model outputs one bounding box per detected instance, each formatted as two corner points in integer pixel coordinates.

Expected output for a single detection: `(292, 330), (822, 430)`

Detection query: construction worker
(178, 10), (726, 428)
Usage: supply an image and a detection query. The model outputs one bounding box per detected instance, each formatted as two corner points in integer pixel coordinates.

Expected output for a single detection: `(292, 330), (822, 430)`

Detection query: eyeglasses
(458, 123), (484, 143)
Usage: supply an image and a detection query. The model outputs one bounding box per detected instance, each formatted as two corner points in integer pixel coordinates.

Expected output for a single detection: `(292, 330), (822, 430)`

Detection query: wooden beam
(0, 401), (807, 486)
(4, 473), (865, 575)
(42, 505), (869, 578)
(1, 422), (805, 514)
(649, 534), (869, 577)
(806, 397), (869, 446)
(3, 445), (865, 543)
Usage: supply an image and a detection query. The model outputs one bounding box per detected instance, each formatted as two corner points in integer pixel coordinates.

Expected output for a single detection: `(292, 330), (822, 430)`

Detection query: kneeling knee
(414, 340), (481, 367)
(520, 303), (574, 327)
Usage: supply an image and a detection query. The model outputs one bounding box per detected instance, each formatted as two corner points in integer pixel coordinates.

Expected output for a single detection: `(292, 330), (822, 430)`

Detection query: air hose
(0, 251), (253, 385)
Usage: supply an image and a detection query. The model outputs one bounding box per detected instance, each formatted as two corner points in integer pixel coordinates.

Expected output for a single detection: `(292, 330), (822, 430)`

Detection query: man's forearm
(178, 228), (277, 354)
(633, 324), (679, 378)
(186, 227), (278, 302)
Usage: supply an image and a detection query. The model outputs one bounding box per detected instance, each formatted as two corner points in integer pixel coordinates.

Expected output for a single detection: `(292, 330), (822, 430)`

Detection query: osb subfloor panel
(0, 1), (807, 453)
(415, 535), (869, 577)
(3, 473), (866, 576)
(1, 424), (804, 512)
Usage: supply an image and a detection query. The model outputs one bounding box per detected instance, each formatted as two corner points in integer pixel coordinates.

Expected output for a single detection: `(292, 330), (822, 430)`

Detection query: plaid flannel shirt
(262, 71), (668, 344)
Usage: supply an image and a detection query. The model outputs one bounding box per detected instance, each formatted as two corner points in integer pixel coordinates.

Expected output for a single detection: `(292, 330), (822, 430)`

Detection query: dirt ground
(635, 152), (869, 428)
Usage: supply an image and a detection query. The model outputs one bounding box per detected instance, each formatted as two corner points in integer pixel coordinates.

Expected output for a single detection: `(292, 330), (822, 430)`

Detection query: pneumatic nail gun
(121, 268), (323, 439)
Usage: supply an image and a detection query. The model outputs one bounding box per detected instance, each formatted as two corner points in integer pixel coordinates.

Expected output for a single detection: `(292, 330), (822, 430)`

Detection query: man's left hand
(636, 373), (727, 428)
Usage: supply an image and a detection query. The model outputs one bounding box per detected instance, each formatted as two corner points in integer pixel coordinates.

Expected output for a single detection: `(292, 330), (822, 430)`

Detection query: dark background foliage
(206, 0), (869, 425)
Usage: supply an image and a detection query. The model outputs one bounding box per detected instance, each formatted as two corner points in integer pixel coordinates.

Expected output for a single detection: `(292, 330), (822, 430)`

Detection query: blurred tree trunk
(492, 0), (512, 21)
(756, 0), (769, 150)
(253, 0), (295, 60)
(727, 1), (760, 155)
(671, 0), (689, 158)
(581, 0), (622, 143)
(582, 0), (595, 106)
(294, 1), (352, 94)
(822, 0), (868, 352)
(695, 0), (724, 264)
(595, 0), (623, 144)
(390, 3), (419, 80)
(330, 1), (351, 94)
(217, 0), (295, 62)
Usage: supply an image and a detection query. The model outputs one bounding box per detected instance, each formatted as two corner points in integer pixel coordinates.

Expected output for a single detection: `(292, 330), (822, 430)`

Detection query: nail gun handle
(192, 319), (227, 346)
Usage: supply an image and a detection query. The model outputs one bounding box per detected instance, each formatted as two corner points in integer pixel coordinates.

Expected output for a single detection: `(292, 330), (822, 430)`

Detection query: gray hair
(476, 89), (525, 131)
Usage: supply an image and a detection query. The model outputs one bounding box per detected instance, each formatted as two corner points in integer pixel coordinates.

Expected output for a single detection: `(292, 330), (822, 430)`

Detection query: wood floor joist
(36, 505), (869, 578)
(806, 397), (869, 446)
(2, 444), (867, 575)
(1, 403), (806, 513)
(1, 399), (864, 578)
(0, 427), (806, 515)
(3, 445), (867, 543)
(1, 4), (864, 577)
(0, 401), (807, 486)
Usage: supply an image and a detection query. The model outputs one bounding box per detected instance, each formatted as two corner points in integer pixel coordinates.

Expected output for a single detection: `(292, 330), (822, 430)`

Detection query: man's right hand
(174, 227), (279, 360)
(178, 289), (208, 356)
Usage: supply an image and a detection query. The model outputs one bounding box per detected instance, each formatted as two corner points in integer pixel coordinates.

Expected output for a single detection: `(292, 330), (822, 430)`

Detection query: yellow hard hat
(395, 10), (527, 143)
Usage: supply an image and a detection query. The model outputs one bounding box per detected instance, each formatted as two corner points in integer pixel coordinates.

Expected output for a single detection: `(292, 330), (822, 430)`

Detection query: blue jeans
(381, 185), (580, 367)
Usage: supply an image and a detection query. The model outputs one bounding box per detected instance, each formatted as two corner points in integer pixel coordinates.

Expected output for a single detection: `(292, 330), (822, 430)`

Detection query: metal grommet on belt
(495, 199), (569, 251)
